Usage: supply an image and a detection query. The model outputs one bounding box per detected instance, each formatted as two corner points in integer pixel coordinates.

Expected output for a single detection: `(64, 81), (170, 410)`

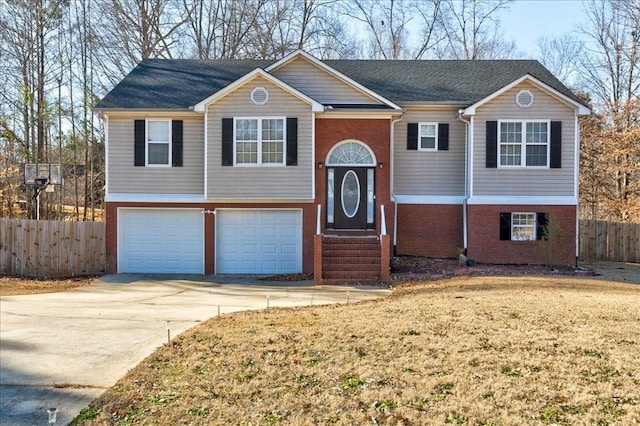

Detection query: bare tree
(436, 0), (515, 59)
(537, 34), (584, 85)
(579, 0), (640, 221)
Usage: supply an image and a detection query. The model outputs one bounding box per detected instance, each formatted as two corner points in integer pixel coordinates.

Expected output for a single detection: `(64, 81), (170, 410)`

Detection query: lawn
(73, 276), (640, 425)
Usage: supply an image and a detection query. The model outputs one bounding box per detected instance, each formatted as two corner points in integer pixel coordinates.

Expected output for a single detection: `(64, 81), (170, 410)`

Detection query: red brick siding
(105, 202), (315, 274)
(314, 118), (394, 245)
(467, 204), (576, 265)
(396, 204), (463, 258)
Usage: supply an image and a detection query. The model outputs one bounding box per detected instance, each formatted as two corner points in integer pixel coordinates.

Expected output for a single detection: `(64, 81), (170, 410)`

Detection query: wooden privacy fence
(0, 219), (105, 278)
(579, 220), (640, 263)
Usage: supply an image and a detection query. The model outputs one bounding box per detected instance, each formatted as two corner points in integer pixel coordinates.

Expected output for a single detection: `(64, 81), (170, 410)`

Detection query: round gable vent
(251, 87), (269, 105)
(516, 90), (534, 108)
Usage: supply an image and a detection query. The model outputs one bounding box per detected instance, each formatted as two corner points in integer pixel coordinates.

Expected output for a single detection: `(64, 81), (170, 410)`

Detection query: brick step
(322, 262), (381, 272)
(322, 271), (381, 280)
(322, 243), (380, 252)
(321, 277), (381, 285)
(322, 255), (381, 264)
(323, 249), (381, 258)
(323, 237), (379, 245)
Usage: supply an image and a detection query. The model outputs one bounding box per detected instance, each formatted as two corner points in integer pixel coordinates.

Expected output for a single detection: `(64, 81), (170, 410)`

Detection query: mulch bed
(260, 256), (599, 284)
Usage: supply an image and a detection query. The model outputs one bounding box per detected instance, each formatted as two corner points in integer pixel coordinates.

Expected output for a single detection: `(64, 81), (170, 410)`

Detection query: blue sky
(500, 0), (588, 57)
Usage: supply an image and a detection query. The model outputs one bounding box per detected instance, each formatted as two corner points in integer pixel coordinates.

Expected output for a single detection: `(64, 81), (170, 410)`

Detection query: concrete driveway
(0, 275), (390, 425)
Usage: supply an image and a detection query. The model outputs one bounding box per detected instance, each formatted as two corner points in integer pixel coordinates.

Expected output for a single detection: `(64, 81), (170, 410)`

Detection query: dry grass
(0, 276), (96, 295)
(74, 276), (640, 425)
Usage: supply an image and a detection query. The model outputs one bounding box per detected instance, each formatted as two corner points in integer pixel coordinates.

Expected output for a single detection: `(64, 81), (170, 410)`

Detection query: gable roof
(95, 56), (586, 111)
(192, 68), (323, 113)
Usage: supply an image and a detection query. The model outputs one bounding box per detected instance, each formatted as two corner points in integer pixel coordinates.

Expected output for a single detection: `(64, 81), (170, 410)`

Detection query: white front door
(216, 209), (302, 274)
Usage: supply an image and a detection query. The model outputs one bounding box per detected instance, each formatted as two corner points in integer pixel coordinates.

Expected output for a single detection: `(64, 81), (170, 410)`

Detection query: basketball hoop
(24, 164), (62, 220)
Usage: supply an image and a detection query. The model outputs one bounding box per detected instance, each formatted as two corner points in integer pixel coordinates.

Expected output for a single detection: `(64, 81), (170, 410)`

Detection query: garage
(118, 208), (204, 274)
(216, 209), (302, 274)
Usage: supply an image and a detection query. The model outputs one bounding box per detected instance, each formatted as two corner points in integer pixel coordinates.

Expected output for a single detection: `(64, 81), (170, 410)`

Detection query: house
(94, 50), (590, 282)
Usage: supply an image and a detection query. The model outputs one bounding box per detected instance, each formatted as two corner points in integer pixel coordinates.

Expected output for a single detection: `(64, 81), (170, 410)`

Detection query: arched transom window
(326, 141), (375, 166)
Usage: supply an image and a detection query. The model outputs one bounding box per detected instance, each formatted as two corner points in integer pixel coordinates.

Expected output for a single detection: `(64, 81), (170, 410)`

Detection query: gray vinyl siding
(273, 57), (380, 105)
(207, 76), (313, 199)
(394, 107), (466, 196)
(108, 115), (204, 194)
(472, 82), (576, 197)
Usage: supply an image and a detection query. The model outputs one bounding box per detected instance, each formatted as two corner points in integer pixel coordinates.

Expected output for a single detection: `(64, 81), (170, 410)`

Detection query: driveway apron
(0, 275), (390, 425)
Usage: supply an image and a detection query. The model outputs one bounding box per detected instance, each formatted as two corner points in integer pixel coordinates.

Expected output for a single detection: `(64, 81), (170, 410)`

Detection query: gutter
(390, 116), (403, 248)
(457, 110), (471, 252)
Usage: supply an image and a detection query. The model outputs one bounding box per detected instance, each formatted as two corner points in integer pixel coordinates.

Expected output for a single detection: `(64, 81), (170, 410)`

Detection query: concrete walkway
(0, 275), (390, 425)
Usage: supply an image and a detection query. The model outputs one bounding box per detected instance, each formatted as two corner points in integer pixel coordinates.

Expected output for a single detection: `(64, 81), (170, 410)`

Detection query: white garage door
(216, 209), (302, 274)
(119, 209), (204, 274)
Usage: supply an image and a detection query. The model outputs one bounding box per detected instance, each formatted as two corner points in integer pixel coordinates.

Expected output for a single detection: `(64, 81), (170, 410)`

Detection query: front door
(327, 166), (375, 229)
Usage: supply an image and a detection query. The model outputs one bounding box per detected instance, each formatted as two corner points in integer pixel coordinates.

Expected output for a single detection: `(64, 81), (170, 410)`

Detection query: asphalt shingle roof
(95, 57), (583, 110)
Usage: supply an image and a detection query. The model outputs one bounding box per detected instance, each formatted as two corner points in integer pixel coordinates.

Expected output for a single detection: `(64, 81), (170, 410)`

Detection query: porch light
(317, 162), (323, 169)
(378, 162), (384, 168)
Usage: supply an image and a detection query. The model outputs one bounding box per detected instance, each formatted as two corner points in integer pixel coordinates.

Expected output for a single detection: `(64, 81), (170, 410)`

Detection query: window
(511, 212), (536, 241)
(234, 117), (284, 165)
(419, 123), (438, 150)
(499, 120), (549, 167)
(146, 120), (171, 166)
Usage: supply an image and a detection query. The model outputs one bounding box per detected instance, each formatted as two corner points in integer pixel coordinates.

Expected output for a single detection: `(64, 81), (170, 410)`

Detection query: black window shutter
(221, 118), (233, 166)
(134, 120), (145, 166)
(486, 121), (498, 168)
(499, 212), (512, 240)
(438, 123), (449, 151)
(550, 121), (562, 168)
(407, 123), (418, 150)
(286, 117), (298, 166)
(171, 120), (183, 167)
(536, 213), (549, 240)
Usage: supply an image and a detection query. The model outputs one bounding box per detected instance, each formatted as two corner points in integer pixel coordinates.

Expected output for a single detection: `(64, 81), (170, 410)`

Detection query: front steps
(321, 236), (381, 283)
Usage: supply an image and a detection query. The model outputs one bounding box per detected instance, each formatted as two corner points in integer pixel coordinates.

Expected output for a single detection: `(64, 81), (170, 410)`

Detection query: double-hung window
(499, 120), (549, 167)
(146, 120), (171, 166)
(511, 212), (536, 241)
(234, 117), (285, 165)
(419, 123), (438, 150)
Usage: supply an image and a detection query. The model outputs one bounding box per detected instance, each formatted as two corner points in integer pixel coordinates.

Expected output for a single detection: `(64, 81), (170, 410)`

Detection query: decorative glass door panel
(327, 167), (374, 229)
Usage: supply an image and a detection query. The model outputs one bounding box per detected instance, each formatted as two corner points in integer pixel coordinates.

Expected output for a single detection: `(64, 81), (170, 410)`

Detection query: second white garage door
(216, 209), (302, 274)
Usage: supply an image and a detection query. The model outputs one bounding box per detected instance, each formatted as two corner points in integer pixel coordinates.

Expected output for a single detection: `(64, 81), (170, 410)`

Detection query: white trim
(193, 68), (323, 113)
(311, 112), (316, 200)
(467, 196), (578, 205)
(417, 122), (438, 151)
(106, 193), (208, 203)
(325, 140), (377, 166)
(233, 116), (286, 166)
(510, 212), (537, 241)
(204, 109), (208, 198)
(463, 74), (591, 116)
(251, 86), (269, 105)
(316, 111), (400, 119)
(265, 50), (402, 111)
(145, 119), (172, 167)
(104, 114), (109, 196)
(117, 207), (205, 274)
(574, 116), (580, 198)
(209, 198), (315, 203)
(515, 89), (534, 108)
(394, 195), (466, 205)
(469, 116), (475, 197)
(497, 119), (551, 168)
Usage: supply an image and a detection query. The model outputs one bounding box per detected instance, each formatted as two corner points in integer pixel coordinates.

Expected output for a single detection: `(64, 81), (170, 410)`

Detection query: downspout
(457, 110), (471, 252)
(390, 116), (403, 249)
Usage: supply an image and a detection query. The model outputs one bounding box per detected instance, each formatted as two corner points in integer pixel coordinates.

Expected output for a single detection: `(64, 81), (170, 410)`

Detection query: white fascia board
(192, 68), (323, 113)
(462, 74), (591, 116)
(106, 194), (208, 203)
(394, 195), (466, 205)
(467, 196), (578, 206)
(317, 111), (401, 120)
(207, 198), (315, 204)
(266, 50), (402, 111)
